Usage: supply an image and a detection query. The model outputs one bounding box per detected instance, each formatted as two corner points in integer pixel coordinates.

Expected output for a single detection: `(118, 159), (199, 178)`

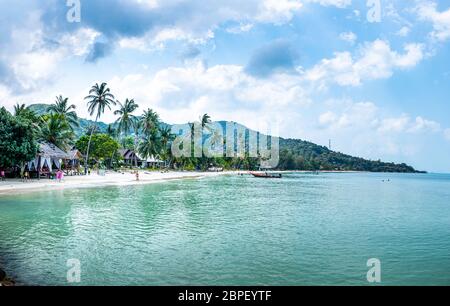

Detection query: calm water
(1, 173), (450, 286)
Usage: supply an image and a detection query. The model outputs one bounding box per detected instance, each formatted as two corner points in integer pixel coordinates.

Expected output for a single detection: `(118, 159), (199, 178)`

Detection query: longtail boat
(250, 172), (282, 179)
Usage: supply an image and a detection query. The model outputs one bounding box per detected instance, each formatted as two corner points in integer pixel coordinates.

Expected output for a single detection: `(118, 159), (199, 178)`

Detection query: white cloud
(408, 116), (441, 133)
(318, 101), (378, 129)
(226, 23), (254, 34)
(339, 31), (357, 44)
(313, 99), (447, 163)
(1, 11), (99, 92)
(378, 114), (412, 133)
(257, 0), (303, 24)
(117, 0), (303, 49)
(319, 111), (337, 126)
(60, 28), (101, 57)
(317, 101), (441, 137)
(416, 1), (450, 42)
(132, 0), (159, 9)
(307, 0), (351, 8)
(106, 61), (310, 131)
(305, 40), (424, 87)
(0, 84), (13, 108)
(114, 0), (353, 49)
(10, 51), (62, 92)
(396, 26), (411, 37)
(378, 115), (441, 134)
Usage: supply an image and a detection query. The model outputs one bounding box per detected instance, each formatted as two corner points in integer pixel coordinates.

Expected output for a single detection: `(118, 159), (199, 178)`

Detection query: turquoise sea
(1, 173), (450, 285)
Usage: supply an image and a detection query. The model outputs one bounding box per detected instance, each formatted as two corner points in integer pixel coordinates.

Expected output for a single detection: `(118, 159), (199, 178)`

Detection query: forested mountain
(278, 138), (420, 172)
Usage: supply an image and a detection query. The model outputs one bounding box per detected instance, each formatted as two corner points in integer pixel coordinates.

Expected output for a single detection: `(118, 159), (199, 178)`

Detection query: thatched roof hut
(38, 142), (72, 160)
(27, 142), (79, 173)
(68, 149), (83, 160)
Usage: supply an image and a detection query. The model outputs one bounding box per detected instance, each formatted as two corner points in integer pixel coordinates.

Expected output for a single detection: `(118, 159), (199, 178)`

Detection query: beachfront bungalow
(118, 149), (166, 168)
(141, 155), (166, 168)
(118, 149), (142, 166)
(67, 149), (83, 172)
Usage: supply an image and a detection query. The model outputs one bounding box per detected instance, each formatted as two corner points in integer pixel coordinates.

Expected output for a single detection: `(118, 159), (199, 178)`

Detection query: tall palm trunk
(134, 134), (138, 167)
(84, 120), (97, 175)
(110, 151), (115, 169)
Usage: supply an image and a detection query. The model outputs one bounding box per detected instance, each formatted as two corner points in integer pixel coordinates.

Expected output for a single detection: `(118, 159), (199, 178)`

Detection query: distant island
(27, 103), (424, 173)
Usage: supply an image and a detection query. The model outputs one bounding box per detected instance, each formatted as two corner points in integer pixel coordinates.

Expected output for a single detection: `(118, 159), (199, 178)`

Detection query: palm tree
(47, 96), (79, 130)
(199, 114), (214, 170)
(83, 82), (116, 174)
(138, 131), (161, 165)
(141, 108), (160, 134)
(189, 114), (211, 156)
(14, 103), (38, 125)
(14, 104), (27, 117)
(200, 113), (211, 129)
(38, 114), (74, 149)
(106, 124), (117, 138)
(106, 124), (118, 168)
(132, 119), (142, 167)
(114, 99), (139, 137)
(114, 99), (140, 166)
(160, 126), (174, 150)
(114, 98), (139, 167)
(138, 108), (161, 167)
(159, 125), (175, 168)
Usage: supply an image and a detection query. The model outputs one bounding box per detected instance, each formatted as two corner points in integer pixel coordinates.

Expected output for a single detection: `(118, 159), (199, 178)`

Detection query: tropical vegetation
(76, 134), (119, 168)
(83, 82), (117, 174)
(0, 107), (38, 169)
(0, 82), (424, 174)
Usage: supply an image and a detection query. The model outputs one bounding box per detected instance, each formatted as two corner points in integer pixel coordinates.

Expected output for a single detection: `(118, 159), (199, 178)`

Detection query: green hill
(28, 104), (109, 137)
(278, 138), (420, 172)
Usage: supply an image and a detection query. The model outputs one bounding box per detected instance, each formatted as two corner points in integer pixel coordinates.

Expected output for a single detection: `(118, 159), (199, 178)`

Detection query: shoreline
(0, 170), (425, 196)
(0, 170), (233, 196)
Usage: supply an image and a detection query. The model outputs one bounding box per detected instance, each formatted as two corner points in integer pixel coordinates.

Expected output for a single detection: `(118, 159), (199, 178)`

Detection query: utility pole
(329, 139), (331, 150)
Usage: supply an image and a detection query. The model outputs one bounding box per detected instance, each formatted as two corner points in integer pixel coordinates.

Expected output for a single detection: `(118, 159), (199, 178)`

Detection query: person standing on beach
(56, 170), (63, 182)
(135, 171), (140, 181)
(0, 170), (5, 181)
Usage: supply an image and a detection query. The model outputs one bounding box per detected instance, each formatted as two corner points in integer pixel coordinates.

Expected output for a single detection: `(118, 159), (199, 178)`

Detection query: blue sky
(0, 0), (449, 172)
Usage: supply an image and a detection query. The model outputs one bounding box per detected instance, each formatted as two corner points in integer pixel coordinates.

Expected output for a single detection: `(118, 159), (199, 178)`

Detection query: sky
(0, 0), (449, 172)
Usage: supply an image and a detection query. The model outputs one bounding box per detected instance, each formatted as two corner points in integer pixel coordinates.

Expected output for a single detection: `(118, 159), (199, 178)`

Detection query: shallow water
(1, 173), (450, 285)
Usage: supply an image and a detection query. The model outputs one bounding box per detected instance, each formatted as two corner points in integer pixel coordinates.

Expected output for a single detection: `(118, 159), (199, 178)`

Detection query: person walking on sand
(0, 170), (5, 181)
(135, 170), (140, 181)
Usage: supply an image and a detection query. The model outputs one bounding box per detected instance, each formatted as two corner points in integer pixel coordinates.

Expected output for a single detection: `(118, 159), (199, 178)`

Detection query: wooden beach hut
(118, 149), (142, 167)
(66, 149), (83, 175)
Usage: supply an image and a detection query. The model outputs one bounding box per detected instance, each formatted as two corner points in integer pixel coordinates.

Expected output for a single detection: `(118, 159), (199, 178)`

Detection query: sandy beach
(0, 171), (233, 196)
(0, 170), (364, 196)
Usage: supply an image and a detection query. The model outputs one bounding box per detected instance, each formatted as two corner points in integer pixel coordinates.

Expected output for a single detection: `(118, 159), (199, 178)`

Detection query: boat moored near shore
(250, 172), (282, 179)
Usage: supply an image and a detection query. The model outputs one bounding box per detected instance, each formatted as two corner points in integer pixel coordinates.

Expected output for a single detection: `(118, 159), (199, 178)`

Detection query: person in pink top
(0, 170), (5, 181)
(56, 170), (63, 182)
